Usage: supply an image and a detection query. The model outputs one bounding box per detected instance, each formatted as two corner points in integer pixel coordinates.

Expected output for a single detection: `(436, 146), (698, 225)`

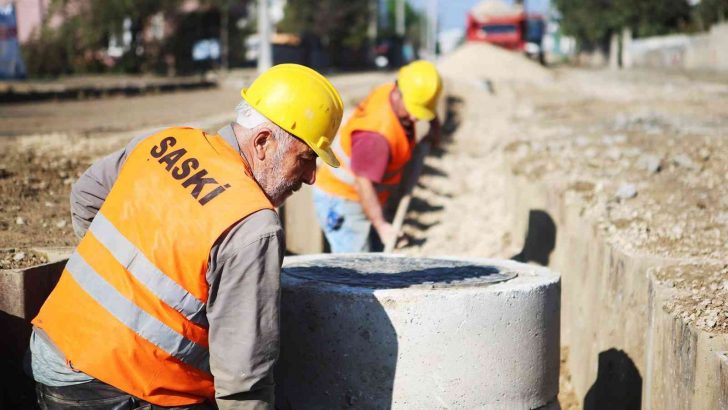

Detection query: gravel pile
(470, 0), (522, 20)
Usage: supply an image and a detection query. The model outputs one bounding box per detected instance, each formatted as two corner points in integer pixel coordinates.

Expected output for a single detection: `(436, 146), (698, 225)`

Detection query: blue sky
(406, 0), (551, 31)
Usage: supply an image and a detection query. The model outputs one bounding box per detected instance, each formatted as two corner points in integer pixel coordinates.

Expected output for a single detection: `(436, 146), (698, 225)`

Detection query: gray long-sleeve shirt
(29, 125), (283, 410)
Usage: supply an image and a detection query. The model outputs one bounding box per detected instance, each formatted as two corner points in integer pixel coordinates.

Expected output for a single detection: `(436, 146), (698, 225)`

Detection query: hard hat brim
(310, 144), (340, 168)
(403, 98), (437, 122)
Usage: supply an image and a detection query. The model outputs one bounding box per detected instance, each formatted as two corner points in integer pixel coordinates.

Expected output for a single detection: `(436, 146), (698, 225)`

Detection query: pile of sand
(470, 0), (522, 20)
(438, 42), (552, 83)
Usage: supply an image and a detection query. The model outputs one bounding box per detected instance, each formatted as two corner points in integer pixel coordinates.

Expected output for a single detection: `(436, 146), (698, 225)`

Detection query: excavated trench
(397, 45), (728, 409)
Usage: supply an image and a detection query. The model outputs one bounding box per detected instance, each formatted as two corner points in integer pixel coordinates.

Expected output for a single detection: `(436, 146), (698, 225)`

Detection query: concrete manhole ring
(282, 254), (517, 289)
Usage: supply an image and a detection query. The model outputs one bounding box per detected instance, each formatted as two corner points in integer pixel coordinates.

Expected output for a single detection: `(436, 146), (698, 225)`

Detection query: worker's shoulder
(225, 209), (283, 248)
(133, 126), (204, 141)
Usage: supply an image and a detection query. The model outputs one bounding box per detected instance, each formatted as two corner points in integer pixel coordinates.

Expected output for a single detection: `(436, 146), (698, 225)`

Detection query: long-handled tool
(383, 140), (431, 253)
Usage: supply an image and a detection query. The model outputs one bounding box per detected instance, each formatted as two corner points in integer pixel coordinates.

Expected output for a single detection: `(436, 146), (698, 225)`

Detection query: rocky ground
(655, 263), (728, 333)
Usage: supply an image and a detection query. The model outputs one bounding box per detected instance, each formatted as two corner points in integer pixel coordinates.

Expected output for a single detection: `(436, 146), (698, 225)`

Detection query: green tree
(23, 0), (255, 76)
(693, 0), (728, 30)
(554, 0), (692, 51)
(23, 0), (184, 75)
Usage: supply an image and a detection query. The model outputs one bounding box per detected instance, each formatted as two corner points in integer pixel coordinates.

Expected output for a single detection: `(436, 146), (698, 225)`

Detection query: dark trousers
(36, 379), (214, 410)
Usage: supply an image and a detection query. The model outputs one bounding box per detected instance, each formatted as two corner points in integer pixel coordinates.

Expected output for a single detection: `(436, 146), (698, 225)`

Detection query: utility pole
(395, 0), (405, 37)
(258, 0), (273, 73)
(426, 0), (438, 60)
(368, 0), (378, 43)
(220, 0), (230, 71)
(367, 0), (378, 65)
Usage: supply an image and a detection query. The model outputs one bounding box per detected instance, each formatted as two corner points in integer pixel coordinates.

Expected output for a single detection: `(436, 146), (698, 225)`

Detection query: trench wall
(504, 170), (728, 409)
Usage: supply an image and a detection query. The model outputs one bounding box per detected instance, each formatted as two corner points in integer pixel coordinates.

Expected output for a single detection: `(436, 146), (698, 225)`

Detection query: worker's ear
(252, 128), (274, 161)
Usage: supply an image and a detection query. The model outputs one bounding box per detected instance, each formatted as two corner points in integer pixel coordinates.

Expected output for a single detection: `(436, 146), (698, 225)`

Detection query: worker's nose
(302, 163), (316, 185)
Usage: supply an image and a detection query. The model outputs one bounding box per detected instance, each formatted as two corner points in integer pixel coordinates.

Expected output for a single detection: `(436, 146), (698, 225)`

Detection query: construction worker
(313, 60), (442, 252)
(26, 64), (343, 409)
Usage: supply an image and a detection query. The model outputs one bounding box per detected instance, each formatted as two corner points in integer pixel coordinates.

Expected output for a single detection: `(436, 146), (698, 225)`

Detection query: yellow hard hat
(241, 64), (344, 167)
(397, 60), (442, 121)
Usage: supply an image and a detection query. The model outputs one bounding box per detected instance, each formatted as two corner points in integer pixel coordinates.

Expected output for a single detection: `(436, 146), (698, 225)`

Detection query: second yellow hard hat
(397, 60), (442, 121)
(241, 64), (344, 167)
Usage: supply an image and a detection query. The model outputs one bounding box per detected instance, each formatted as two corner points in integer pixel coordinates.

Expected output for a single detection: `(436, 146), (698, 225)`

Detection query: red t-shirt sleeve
(349, 130), (390, 183)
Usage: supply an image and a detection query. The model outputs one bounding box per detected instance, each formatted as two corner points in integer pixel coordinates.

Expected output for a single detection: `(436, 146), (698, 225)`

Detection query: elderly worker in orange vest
(27, 64), (343, 409)
(314, 60), (442, 252)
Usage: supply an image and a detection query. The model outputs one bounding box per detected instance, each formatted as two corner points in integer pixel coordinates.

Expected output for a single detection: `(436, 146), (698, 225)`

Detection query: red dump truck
(465, 0), (545, 60)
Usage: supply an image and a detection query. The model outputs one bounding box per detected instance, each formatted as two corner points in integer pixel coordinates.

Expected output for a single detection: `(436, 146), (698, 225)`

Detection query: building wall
(629, 22), (728, 72)
(9, 0), (49, 43)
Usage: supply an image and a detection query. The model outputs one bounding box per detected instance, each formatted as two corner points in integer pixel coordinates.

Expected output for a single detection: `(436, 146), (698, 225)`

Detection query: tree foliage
(554, 0), (692, 50)
(22, 0), (250, 76)
(693, 0), (728, 30)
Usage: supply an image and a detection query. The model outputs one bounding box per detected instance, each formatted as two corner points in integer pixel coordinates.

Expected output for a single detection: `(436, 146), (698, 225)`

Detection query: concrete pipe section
(275, 254), (560, 410)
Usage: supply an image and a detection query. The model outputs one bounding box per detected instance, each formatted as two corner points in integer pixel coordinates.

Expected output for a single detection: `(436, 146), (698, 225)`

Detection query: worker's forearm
(354, 177), (386, 229)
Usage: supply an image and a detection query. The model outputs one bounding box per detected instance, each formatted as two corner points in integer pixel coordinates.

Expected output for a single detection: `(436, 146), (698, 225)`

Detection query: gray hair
(235, 100), (293, 151)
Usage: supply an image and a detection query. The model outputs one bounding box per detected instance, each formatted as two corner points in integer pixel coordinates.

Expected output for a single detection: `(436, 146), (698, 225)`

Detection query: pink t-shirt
(350, 130), (390, 183)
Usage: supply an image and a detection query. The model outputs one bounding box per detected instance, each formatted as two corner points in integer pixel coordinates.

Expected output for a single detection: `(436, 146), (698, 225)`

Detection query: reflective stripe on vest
(89, 212), (207, 327)
(65, 251), (210, 372)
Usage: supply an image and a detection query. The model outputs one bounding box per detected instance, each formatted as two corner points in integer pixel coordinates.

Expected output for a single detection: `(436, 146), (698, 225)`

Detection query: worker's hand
(425, 117), (442, 149)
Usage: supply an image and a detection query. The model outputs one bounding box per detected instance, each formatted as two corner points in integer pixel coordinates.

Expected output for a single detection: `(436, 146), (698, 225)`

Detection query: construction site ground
(2, 44), (728, 407)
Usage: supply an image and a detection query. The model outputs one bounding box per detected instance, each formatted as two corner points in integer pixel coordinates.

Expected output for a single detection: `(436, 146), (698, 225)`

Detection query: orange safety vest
(32, 127), (273, 406)
(315, 83), (415, 204)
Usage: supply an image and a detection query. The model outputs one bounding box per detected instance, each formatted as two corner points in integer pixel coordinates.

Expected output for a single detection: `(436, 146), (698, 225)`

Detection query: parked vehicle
(465, 0), (545, 64)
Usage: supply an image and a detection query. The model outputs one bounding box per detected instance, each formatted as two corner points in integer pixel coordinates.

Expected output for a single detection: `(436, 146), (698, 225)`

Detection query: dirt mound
(438, 42), (552, 83)
(470, 0), (522, 20)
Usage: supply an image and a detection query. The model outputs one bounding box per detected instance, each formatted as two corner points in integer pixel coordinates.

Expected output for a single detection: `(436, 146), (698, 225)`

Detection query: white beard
(253, 148), (301, 207)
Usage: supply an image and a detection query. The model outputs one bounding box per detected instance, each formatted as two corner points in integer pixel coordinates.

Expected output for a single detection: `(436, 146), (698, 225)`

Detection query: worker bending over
(27, 64), (343, 410)
(313, 60), (442, 252)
